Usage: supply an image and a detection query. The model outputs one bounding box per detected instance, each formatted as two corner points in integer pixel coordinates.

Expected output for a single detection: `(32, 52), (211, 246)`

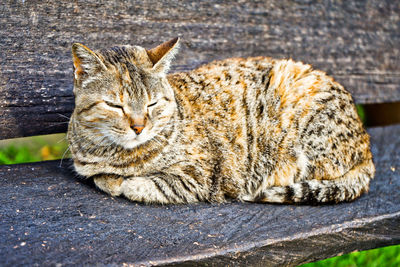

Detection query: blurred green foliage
(301, 244), (400, 267)
(0, 133), (69, 165)
(0, 146), (39, 164)
(356, 104), (366, 125)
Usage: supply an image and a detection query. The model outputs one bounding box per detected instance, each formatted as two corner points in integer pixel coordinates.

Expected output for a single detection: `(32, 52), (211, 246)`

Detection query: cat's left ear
(146, 37), (180, 74)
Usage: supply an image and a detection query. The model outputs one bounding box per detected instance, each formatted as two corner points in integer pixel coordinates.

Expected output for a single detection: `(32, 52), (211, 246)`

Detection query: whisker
(57, 113), (71, 120)
(60, 132), (107, 167)
(57, 134), (68, 144)
(59, 145), (72, 167)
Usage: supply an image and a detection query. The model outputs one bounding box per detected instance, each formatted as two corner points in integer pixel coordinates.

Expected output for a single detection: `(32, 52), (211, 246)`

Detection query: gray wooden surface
(1, 125), (399, 266)
(1, 0), (399, 139)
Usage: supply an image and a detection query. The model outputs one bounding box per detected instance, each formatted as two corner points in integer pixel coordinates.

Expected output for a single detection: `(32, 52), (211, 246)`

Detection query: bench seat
(1, 125), (399, 266)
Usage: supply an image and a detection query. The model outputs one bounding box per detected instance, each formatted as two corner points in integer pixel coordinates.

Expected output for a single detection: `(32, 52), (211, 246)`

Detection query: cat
(67, 37), (375, 204)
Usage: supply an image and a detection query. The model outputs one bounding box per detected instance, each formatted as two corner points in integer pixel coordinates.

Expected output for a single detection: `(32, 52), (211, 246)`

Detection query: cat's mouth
(110, 122), (162, 150)
(123, 134), (146, 149)
(120, 128), (154, 150)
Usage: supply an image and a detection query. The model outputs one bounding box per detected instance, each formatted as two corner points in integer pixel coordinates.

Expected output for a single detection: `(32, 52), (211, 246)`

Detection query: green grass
(0, 145), (40, 164)
(356, 104), (366, 124)
(301, 244), (400, 267)
(0, 133), (69, 165)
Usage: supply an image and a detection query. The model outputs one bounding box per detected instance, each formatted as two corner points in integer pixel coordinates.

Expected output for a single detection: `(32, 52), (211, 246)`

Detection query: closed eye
(147, 102), (158, 108)
(104, 100), (123, 110)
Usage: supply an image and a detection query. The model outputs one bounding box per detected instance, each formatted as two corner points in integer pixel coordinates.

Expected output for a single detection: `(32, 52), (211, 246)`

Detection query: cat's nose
(130, 116), (146, 135)
(132, 124), (145, 135)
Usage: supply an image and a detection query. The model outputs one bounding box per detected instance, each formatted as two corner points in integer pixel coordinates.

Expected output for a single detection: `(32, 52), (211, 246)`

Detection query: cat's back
(168, 57), (274, 122)
(167, 57), (358, 130)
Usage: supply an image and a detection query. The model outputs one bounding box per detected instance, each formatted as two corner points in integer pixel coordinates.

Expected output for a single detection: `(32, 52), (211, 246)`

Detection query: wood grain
(0, 125), (399, 266)
(1, 0), (399, 139)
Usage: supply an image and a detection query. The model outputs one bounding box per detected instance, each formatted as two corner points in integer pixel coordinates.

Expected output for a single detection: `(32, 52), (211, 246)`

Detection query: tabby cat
(68, 37), (375, 204)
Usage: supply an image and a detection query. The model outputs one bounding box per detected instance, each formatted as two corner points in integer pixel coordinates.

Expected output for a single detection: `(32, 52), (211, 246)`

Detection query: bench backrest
(1, 0), (399, 140)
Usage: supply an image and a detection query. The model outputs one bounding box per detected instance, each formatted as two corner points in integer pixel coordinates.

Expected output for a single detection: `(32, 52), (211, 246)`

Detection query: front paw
(93, 175), (124, 197)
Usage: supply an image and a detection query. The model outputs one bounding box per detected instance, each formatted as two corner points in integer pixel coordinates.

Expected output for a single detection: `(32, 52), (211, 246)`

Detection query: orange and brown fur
(68, 38), (375, 204)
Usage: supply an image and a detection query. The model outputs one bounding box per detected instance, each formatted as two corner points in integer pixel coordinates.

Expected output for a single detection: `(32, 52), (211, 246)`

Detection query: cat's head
(70, 38), (180, 150)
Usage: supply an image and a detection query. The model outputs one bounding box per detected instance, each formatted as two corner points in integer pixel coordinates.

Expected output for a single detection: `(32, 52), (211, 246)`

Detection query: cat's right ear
(71, 43), (106, 81)
(146, 37), (180, 74)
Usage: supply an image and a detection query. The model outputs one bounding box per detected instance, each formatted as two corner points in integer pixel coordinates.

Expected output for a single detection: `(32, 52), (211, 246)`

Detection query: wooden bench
(1, 1), (399, 265)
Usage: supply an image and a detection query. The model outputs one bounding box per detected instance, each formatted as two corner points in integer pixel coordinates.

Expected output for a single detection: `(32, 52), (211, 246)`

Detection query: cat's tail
(249, 159), (375, 204)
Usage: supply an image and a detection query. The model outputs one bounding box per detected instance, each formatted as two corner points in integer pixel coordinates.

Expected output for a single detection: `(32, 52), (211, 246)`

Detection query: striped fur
(68, 39), (375, 204)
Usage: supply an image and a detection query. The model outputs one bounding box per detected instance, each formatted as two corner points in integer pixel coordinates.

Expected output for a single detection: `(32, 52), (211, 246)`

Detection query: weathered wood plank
(0, 0), (399, 139)
(0, 125), (399, 266)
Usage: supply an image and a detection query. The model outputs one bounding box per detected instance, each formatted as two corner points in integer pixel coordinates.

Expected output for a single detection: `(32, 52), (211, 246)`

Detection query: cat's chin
(120, 134), (153, 150)
(122, 138), (145, 150)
